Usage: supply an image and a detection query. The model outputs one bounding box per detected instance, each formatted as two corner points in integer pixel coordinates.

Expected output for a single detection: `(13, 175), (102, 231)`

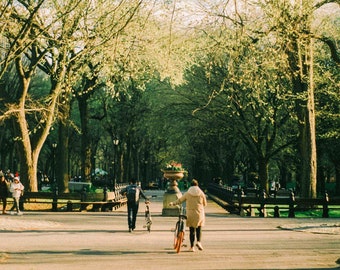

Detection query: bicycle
(143, 200), (152, 232)
(172, 206), (187, 253)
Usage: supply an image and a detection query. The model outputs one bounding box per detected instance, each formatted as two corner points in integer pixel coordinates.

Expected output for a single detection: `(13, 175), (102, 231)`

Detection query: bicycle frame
(144, 201), (152, 232)
(173, 207), (187, 253)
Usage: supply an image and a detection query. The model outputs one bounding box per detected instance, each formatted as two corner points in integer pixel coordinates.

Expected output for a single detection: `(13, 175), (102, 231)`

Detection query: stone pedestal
(162, 189), (182, 216)
(162, 170), (184, 216)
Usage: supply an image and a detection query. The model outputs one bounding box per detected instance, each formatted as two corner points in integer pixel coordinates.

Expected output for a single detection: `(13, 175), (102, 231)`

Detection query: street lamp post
(144, 160), (148, 190)
(93, 155), (97, 180)
(113, 138), (119, 191)
(52, 142), (58, 211)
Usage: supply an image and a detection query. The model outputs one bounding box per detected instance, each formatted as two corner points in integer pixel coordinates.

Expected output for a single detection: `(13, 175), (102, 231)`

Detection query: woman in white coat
(170, 179), (207, 252)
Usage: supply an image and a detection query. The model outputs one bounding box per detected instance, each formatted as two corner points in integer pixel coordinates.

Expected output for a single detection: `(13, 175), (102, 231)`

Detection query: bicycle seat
(179, 214), (187, 219)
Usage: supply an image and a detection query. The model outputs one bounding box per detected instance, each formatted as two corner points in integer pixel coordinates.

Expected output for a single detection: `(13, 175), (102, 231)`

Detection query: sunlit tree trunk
(285, 1), (317, 198)
(15, 57), (61, 191)
(307, 39), (317, 198)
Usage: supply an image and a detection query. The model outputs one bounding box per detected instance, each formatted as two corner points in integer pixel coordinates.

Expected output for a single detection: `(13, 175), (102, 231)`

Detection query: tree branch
(318, 36), (340, 65)
(314, 0), (340, 10)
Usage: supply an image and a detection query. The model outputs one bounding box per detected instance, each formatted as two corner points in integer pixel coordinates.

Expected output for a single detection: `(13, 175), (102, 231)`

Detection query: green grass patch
(267, 209), (340, 218)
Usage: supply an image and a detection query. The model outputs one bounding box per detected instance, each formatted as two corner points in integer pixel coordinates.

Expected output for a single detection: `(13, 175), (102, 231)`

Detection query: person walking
(170, 179), (207, 252)
(120, 178), (147, 232)
(0, 172), (9, 214)
(9, 177), (24, 215)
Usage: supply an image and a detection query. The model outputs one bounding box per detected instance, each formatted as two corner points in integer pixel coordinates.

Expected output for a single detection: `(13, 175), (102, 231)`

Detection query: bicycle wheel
(144, 204), (152, 232)
(146, 216), (152, 232)
(175, 231), (184, 253)
(173, 222), (180, 249)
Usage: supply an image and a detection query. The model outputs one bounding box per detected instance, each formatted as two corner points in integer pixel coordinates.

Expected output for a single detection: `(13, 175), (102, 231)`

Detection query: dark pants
(0, 196), (7, 213)
(127, 201), (139, 230)
(189, 226), (202, 247)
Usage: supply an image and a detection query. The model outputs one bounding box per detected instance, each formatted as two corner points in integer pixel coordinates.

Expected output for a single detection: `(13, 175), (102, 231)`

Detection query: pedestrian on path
(9, 177), (24, 215)
(170, 179), (207, 252)
(120, 178), (147, 232)
(0, 171), (9, 214)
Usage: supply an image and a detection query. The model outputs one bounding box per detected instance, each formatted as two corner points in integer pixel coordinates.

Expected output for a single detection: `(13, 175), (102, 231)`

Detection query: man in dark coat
(120, 178), (147, 232)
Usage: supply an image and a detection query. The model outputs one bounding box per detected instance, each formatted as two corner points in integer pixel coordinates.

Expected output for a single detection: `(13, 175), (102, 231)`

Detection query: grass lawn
(267, 208), (340, 218)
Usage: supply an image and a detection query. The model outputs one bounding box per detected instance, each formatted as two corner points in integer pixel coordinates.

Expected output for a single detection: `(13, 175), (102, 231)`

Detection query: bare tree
(190, 0), (339, 198)
(0, 0), (146, 191)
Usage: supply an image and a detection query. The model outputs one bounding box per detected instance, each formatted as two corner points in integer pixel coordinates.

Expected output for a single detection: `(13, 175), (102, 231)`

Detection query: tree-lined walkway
(0, 190), (339, 270)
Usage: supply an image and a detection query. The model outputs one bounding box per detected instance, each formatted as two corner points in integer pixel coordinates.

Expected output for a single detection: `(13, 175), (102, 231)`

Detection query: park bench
(76, 187), (128, 212)
(18, 191), (78, 211)
(207, 183), (340, 218)
(70, 184), (128, 211)
(69, 191), (117, 212)
(235, 194), (340, 218)
(19, 184), (128, 212)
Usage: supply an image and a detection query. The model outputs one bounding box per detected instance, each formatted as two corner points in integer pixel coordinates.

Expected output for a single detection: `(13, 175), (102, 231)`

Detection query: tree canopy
(0, 0), (339, 197)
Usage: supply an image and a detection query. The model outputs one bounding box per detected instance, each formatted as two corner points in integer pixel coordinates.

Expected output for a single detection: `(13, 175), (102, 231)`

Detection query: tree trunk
(258, 157), (269, 193)
(278, 161), (289, 189)
(336, 163), (340, 196)
(57, 121), (70, 193)
(287, 36), (317, 199)
(56, 96), (74, 193)
(296, 38), (317, 199)
(295, 82), (317, 199)
(78, 97), (92, 183)
(306, 39), (317, 198)
(317, 165), (325, 196)
(329, 146), (340, 196)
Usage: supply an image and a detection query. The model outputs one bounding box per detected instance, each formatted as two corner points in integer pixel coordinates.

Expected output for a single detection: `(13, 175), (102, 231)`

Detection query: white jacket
(10, 181), (24, 198)
(174, 186), (207, 228)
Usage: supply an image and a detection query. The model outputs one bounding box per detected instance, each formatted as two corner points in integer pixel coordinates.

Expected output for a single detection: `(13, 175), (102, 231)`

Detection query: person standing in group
(170, 179), (207, 252)
(120, 178), (147, 232)
(9, 177), (24, 215)
(0, 172), (9, 214)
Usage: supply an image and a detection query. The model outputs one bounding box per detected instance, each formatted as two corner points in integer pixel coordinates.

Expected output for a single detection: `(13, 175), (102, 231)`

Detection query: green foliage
(0, 0), (338, 193)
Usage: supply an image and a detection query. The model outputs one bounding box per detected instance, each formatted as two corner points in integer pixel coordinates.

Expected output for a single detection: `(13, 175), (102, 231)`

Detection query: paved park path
(0, 190), (339, 270)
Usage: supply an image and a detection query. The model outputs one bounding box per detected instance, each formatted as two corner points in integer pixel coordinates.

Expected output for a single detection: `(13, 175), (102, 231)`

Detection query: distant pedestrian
(0, 172), (9, 214)
(9, 177), (24, 215)
(170, 179), (207, 252)
(120, 178), (147, 232)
